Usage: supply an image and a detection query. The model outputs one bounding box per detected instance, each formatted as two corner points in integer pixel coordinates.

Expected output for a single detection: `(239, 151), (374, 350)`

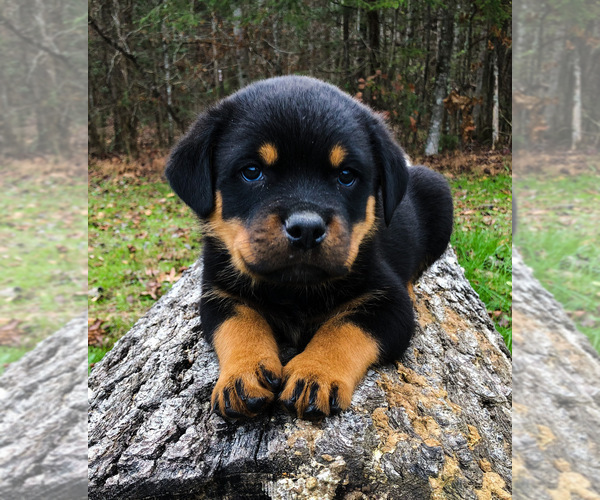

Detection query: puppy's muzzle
(284, 211), (327, 251)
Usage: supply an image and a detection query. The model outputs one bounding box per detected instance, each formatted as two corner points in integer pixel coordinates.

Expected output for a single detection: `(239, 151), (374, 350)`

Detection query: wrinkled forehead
(215, 89), (373, 170)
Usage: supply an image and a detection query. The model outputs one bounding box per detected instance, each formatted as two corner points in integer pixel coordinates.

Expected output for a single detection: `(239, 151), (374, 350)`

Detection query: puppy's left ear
(368, 116), (409, 226)
(165, 102), (231, 218)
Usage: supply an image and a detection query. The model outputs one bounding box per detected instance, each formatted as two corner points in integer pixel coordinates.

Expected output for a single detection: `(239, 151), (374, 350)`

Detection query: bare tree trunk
(414, 3), (433, 146)
(88, 248), (512, 499)
(233, 6), (247, 89)
(472, 40), (486, 138)
(356, 7), (366, 79)
(492, 50), (499, 148)
(403, 0), (412, 44)
(342, 5), (351, 83)
(161, 16), (173, 145)
(88, 92), (103, 155)
(211, 13), (222, 97)
(462, 6), (476, 94)
(496, 19), (512, 149)
(425, 5), (455, 156)
(366, 2), (380, 75)
(272, 16), (283, 76)
(387, 7), (399, 78)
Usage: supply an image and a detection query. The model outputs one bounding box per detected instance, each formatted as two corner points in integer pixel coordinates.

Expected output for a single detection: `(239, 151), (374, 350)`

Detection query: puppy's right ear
(165, 105), (227, 218)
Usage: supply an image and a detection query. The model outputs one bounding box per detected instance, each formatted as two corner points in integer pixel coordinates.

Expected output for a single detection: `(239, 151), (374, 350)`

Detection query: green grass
(0, 346), (30, 376)
(88, 345), (112, 373)
(88, 172), (513, 368)
(88, 176), (198, 368)
(0, 168), (87, 370)
(516, 173), (600, 352)
(450, 174), (512, 350)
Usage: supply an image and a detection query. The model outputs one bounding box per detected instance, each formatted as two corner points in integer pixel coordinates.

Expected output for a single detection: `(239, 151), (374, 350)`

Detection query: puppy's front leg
(210, 304), (283, 419)
(279, 319), (379, 419)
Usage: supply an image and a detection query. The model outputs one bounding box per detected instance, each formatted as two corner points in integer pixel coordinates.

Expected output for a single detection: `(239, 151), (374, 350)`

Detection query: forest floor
(515, 151), (600, 352)
(87, 150), (513, 369)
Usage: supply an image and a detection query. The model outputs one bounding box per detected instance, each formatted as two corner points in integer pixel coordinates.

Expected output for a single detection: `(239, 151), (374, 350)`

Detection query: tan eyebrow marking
(258, 142), (278, 166)
(329, 144), (347, 168)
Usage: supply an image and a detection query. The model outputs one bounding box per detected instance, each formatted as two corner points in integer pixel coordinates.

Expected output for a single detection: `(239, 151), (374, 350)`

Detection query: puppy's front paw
(279, 354), (352, 419)
(211, 359), (282, 419)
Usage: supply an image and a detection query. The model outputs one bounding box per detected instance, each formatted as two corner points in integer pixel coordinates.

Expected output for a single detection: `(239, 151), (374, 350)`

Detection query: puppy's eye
(241, 165), (263, 182)
(337, 169), (356, 187)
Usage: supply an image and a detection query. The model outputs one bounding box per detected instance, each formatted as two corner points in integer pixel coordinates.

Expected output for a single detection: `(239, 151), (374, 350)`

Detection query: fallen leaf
(0, 319), (24, 346)
(88, 318), (108, 347)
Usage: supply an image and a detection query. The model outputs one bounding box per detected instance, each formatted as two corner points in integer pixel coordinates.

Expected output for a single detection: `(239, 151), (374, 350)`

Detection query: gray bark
(424, 6), (455, 156)
(513, 249), (600, 498)
(0, 315), (87, 500)
(161, 8), (173, 145)
(88, 248), (512, 499)
(233, 6), (247, 89)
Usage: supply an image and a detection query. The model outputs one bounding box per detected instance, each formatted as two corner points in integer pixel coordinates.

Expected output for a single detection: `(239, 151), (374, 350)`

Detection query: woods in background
(88, 0), (511, 159)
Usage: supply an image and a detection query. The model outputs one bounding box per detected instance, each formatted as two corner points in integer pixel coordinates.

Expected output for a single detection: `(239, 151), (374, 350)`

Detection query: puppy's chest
(258, 296), (333, 348)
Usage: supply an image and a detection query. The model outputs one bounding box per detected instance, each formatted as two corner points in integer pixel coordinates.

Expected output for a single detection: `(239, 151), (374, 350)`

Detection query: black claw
(223, 388), (232, 410)
(233, 380), (270, 415)
(277, 379), (287, 400)
(245, 396), (268, 413)
(303, 384), (326, 419)
(329, 386), (342, 415)
(222, 388), (246, 419)
(261, 368), (282, 392)
(235, 379), (247, 400)
(280, 380), (306, 415)
(291, 380), (305, 403)
(282, 397), (297, 414)
(303, 405), (326, 420)
(308, 384), (319, 405)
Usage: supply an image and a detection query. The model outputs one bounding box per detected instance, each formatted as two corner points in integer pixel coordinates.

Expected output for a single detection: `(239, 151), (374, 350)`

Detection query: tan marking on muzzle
(206, 192), (254, 276)
(345, 195), (377, 269)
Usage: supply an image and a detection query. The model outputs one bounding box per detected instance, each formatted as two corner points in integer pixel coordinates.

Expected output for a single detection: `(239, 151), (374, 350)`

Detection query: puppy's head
(166, 76), (409, 284)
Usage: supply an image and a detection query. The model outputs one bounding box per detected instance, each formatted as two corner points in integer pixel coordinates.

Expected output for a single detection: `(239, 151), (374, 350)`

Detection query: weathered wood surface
(0, 315), (87, 500)
(88, 248), (512, 499)
(513, 249), (600, 499)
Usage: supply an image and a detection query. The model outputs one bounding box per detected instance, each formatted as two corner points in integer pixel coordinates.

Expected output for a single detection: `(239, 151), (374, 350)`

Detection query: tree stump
(88, 248), (512, 499)
(0, 315), (88, 500)
(513, 249), (600, 498)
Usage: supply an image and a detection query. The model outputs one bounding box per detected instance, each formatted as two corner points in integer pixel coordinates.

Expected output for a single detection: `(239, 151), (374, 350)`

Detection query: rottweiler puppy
(166, 76), (453, 420)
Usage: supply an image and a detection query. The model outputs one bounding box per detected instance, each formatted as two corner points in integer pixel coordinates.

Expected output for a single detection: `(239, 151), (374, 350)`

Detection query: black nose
(284, 212), (327, 250)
